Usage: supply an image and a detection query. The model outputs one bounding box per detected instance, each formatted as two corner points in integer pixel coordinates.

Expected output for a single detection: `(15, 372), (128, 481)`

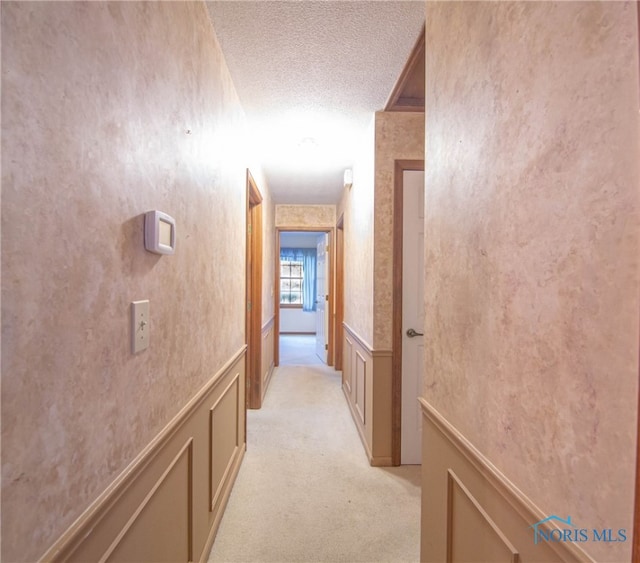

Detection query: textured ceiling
(206, 1), (425, 204)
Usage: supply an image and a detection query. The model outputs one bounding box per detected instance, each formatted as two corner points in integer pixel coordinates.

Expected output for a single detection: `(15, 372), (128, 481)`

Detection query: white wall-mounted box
(144, 210), (176, 255)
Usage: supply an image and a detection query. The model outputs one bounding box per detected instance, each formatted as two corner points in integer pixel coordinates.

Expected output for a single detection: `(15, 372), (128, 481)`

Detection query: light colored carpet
(207, 363), (421, 563)
(279, 334), (324, 366)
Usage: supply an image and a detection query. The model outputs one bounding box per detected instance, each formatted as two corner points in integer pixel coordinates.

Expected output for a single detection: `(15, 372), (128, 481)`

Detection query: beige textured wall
(424, 3), (639, 561)
(373, 112), (424, 349)
(275, 204), (336, 228)
(1, 2), (255, 560)
(340, 112), (424, 349)
(340, 118), (376, 346)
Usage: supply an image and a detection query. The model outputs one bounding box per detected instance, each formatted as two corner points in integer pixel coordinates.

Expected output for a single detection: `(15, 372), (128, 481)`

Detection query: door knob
(406, 328), (424, 338)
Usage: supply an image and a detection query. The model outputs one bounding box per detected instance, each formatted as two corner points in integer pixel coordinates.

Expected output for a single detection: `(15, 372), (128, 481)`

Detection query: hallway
(279, 334), (323, 366)
(3, 3), (639, 561)
(208, 362), (421, 563)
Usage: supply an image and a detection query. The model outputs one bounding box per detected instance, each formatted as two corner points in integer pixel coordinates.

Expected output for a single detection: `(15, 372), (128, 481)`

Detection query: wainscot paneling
(342, 323), (393, 467)
(261, 316), (275, 403)
(41, 347), (247, 563)
(343, 336), (353, 393)
(355, 350), (367, 425)
(447, 470), (518, 563)
(420, 398), (594, 563)
(106, 439), (194, 562)
(210, 375), (240, 512)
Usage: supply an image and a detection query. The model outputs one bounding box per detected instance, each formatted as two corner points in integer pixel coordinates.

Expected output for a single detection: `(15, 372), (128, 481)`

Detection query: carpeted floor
(279, 334), (324, 366)
(207, 362), (421, 563)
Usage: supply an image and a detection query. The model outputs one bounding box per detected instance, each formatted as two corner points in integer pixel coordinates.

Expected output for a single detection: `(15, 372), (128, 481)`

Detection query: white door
(401, 170), (425, 465)
(315, 234), (328, 363)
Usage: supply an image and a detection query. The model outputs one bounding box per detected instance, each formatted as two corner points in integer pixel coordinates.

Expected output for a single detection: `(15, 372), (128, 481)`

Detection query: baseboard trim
(41, 346), (247, 562)
(370, 456), (394, 467)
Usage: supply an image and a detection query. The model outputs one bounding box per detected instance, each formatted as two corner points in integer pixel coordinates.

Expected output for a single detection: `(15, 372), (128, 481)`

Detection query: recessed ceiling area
(205, 1), (425, 205)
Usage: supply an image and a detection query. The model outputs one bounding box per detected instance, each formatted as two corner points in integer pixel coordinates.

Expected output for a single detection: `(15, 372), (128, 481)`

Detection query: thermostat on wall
(144, 210), (176, 255)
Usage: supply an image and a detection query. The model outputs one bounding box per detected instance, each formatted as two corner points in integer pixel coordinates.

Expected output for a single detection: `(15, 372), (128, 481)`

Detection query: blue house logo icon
(530, 515), (574, 544)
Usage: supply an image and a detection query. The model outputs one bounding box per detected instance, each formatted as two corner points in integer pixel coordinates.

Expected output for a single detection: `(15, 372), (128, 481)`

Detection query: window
(280, 255), (304, 306)
(280, 247), (317, 311)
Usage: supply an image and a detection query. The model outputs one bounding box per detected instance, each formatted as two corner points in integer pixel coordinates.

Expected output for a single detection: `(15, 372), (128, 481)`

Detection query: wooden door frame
(633, 5), (639, 557)
(391, 160), (425, 466)
(246, 170), (263, 410)
(634, 336), (640, 560)
(275, 227), (335, 367)
(335, 215), (345, 371)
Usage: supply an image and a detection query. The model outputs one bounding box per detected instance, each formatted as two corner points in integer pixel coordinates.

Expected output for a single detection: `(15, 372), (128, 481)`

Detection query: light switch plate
(131, 300), (149, 353)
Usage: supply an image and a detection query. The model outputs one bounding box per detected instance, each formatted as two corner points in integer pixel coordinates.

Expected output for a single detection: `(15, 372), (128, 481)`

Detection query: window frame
(279, 253), (304, 307)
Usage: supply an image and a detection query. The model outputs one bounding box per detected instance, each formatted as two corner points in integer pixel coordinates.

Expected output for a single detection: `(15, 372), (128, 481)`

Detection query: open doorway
(275, 228), (334, 367)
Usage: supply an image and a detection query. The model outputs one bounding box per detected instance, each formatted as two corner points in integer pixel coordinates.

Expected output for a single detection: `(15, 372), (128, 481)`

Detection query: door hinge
(325, 294), (329, 301)
(326, 245), (329, 252)
(325, 344), (328, 351)
(247, 301), (252, 311)
(248, 224), (252, 235)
